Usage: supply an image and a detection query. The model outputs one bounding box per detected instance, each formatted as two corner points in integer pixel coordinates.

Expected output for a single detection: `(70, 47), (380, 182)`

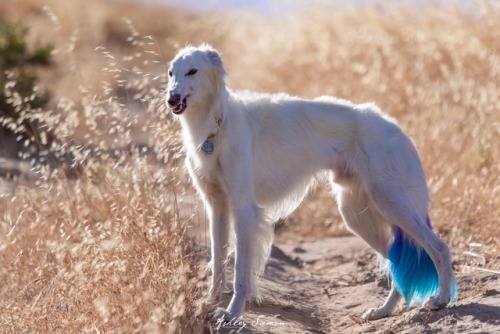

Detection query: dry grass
(0, 163), (208, 333)
(0, 0), (499, 332)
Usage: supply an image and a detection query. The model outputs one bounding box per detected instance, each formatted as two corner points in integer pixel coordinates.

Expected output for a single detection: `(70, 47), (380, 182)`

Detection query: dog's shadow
(405, 302), (500, 330)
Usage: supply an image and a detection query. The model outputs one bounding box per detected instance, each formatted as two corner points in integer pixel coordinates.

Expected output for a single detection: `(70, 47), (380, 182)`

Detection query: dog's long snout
(167, 93), (181, 107)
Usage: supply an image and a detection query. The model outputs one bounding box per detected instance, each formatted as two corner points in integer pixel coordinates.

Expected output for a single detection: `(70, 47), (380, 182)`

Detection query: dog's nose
(167, 93), (181, 107)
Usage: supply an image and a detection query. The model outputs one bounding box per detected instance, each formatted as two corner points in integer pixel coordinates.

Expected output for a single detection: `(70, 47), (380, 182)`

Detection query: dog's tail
(386, 217), (458, 308)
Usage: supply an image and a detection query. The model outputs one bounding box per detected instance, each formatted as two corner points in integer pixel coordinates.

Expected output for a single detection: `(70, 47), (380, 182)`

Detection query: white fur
(165, 44), (455, 320)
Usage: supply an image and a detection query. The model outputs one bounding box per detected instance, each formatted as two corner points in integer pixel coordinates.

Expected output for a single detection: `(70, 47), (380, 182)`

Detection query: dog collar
(201, 117), (222, 155)
(202, 139), (214, 155)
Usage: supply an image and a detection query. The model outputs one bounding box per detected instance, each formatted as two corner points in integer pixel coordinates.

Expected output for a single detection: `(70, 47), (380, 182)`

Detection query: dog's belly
(252, 157), (322, 219)
(254, 172), (309, 204)
(250, 128), (339, 218)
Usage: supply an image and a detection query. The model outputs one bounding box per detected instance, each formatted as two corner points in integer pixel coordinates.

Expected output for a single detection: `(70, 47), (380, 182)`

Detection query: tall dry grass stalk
(0, 0), (499, 332)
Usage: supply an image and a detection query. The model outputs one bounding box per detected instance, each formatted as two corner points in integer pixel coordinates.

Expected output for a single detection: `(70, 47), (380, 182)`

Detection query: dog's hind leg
(337, 188), (401, 319)
(369, 184), (457, 311)
(337, 188), (392, 256)
(362, 286), (401, 320)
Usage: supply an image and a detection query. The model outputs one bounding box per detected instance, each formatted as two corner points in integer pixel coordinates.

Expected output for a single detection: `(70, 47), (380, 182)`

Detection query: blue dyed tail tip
(387, 227), (458, 308)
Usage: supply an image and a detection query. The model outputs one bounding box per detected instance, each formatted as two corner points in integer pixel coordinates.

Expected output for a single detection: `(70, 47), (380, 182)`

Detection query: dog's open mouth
(171, 96), (188, 115)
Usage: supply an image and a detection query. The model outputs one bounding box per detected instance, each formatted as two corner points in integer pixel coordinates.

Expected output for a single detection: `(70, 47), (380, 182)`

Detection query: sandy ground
(207, 236), (499, 334)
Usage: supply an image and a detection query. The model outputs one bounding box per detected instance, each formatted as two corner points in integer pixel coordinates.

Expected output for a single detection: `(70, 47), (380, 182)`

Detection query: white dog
(165, 44), (457, 321)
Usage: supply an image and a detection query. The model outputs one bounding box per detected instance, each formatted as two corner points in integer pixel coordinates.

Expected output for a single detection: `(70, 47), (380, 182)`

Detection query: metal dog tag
(202, 140), (214, 155)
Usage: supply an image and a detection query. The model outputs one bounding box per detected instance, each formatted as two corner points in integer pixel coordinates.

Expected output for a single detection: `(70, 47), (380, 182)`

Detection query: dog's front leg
(228, 204), (260, 317)
(206, 193), (230, 304)
(212, 203), (260, 321)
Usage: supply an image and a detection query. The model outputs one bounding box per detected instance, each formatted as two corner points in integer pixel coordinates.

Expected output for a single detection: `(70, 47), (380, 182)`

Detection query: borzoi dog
(165, 44), (457, 321)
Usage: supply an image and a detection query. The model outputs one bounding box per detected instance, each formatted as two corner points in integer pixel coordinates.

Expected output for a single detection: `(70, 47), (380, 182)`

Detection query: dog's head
(166, 44), (226, 115)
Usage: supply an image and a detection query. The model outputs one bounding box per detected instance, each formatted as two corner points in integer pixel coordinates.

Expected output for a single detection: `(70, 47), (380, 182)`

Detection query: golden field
(0, 0), (498, 332)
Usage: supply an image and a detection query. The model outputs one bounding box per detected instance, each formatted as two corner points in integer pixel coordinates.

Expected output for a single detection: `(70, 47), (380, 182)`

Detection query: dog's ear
(202, 45), (226, 78)
(207, 49), (223, 68)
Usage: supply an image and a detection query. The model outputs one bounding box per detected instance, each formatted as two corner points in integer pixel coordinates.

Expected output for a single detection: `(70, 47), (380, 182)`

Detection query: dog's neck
(179, 87), (228, 153)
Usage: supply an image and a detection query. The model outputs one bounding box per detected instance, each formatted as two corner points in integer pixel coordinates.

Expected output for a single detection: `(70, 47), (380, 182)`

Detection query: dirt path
(209, 236), (499, 333)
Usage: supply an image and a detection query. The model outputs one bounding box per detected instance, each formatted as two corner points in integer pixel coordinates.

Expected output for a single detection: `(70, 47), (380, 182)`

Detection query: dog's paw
(362, 307), (389, 320)
(207, 293), (221, 306)
(209, 307), (242, 325)
(426, 295), (450, 310)
(209, 307), (228, 321)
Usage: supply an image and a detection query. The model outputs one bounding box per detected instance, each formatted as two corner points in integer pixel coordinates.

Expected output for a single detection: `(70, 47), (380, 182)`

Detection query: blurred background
(0, 0), (498, 332)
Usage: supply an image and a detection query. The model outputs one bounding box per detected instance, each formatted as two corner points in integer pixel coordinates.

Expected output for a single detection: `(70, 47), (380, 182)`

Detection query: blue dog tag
(202, 140), (214, 155)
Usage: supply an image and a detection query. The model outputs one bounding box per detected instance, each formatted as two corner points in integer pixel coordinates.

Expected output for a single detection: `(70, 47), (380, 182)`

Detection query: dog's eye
(168, 70), (173, 78)
(185, 69), (198, 76)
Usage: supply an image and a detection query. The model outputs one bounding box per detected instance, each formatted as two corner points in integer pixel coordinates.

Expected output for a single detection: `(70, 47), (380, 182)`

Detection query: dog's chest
(186, 150), (220, 184)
